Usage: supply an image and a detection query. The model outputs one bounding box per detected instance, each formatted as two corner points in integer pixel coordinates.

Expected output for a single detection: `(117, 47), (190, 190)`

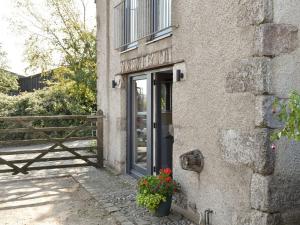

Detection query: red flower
(143, 180), (148, 185)
(165, 177), (172, 182)
(163, 168), (172, 175)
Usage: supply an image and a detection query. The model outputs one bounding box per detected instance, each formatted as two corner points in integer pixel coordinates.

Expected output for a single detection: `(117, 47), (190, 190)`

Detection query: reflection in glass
(133, 79), (147, 169)
(130, 0), (137, 43)
(157, 0), (172, 31)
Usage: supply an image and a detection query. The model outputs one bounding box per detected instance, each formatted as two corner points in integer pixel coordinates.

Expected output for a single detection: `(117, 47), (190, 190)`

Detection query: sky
(0, 0), (96, 76)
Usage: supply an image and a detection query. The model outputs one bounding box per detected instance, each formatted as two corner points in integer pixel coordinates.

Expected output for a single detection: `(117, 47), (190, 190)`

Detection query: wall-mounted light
(112, 80), (117, 88)
(176, 69), (184, 81)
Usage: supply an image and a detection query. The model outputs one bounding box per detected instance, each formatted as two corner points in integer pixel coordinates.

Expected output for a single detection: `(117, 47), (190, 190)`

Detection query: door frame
(126, 67), (173, 177)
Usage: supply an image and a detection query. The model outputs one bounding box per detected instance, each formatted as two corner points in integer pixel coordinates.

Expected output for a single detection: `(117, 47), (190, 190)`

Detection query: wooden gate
(0, 111), (104, 175)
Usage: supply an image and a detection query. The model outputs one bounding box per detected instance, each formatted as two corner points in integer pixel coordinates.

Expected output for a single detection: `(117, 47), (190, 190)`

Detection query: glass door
(128, 70), (173, 176)
(154, 72), (173, 173)
(129, 75), (152, 175)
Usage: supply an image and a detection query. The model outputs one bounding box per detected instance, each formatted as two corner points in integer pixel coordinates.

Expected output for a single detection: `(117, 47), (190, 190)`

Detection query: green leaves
(11, 0), (97, 113)
(136, 193), (166, 212)
(136, 169), (179, 212)
(272, 91), (300, 141)
(0, 71), (19, 94)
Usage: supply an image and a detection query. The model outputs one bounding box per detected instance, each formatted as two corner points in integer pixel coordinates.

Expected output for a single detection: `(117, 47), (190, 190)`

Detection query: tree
(0, 45), (19, 94)
(273, 91), (300, 141)
(12, 0), (97, 113)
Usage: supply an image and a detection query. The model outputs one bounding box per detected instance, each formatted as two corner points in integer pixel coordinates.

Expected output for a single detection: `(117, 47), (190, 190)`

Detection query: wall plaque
(120, 48), (172, 74)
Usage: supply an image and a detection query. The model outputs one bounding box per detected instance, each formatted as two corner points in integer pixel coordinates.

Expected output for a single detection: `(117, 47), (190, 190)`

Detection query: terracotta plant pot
(154, 195), (172, 217)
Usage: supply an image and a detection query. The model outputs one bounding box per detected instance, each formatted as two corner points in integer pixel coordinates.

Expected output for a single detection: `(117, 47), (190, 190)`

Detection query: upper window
(114, 0), (172, 50)
(153, 0), (172, 37)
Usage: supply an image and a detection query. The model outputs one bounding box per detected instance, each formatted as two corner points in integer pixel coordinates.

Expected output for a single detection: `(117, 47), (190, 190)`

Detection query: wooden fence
(0, 111), (104, 175)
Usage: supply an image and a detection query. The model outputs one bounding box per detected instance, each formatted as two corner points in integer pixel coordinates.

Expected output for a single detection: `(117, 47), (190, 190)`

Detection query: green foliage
(11, 0), (97, 113)
(0, 71), (19, 94)
(272, 91), (300, 141)
(0, 45), (19, 94)
(137, 193), (166, 212)
(0, 86), (92, 117)
(136, 168), (179, 212)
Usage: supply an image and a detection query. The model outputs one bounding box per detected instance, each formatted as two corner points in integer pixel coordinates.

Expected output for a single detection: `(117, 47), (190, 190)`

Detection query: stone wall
(224, 0), (300, 224)
(96, 0), (300, 224)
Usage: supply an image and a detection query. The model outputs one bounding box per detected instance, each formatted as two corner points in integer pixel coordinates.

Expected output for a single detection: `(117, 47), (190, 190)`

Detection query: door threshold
(128, 170), (145, 179)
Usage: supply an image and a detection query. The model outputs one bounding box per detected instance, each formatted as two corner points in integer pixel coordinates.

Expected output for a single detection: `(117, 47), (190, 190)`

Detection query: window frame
(150, 0), (172, 40)
(123, 0), (138, 50)
(117, 0), (172, 51)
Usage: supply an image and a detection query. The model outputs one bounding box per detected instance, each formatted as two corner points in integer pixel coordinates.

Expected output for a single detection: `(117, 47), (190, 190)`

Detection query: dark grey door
(128, 74), (153, 176)
(154, 72), (173, 173)
(128, 71), (173, 177)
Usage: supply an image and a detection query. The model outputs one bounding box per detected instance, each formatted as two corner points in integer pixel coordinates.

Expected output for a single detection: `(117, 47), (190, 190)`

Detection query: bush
(0, 85), (94, 117)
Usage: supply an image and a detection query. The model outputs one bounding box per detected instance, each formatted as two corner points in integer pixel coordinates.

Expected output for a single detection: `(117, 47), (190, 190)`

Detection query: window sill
(146, 32), (172, 45)
(120, 46), (138, 54)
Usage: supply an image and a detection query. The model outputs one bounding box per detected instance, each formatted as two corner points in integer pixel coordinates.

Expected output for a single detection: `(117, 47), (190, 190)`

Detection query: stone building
(96, 0), (300, 224)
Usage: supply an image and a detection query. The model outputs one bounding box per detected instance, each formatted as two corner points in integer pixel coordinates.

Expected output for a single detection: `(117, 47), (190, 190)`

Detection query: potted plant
(136, 168), (179, 217)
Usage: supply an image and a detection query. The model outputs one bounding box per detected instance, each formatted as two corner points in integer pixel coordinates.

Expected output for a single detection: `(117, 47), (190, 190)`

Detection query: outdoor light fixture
(176, 69), (184, 81)
(112, 80), (117, 88)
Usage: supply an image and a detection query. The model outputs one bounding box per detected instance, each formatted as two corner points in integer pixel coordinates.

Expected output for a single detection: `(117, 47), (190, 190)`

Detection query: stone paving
(0, 165), (196, 225)
(0, 142), (196, 225)
(72, 167), (196, 225)
(0, 175), (117, 225)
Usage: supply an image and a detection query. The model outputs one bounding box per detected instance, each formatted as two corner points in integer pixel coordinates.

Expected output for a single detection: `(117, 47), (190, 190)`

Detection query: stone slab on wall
(250, 173), (300, 213)
(220, 129), (275, 175)
(254, 23), (298, 56)
(237, 0), (273, 26)
(225, 57), (271, 95)
(250, 210), (281, 225)
(255, 95), (283, 128)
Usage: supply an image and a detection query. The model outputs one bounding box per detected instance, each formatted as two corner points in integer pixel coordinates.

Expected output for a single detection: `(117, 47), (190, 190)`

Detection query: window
(153, 0), (172, 37)
(114, 0), (172, 50)
(127, 0), (138, 47)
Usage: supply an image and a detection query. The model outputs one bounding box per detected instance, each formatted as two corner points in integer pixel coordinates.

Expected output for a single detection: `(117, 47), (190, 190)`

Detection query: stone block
(250, 174), (300, 212)
(255, 95), (283, 128)
(254, 23), (298, 56)
(250, 210), (280, 225)
(220, 129), (275, 175)
(281, 209), (300, 225)
(226, 58), (271, 95)
(237, 0), (273, 26)
(232, 211), (251, 225)
(250, 174), (272, 211)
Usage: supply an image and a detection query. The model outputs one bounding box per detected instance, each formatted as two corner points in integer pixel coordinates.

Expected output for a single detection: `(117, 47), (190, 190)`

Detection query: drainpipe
(204, 209), (213, 225)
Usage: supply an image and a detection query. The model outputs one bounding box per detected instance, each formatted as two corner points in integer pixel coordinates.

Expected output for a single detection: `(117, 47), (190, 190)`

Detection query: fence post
(96, 110), (104, 168)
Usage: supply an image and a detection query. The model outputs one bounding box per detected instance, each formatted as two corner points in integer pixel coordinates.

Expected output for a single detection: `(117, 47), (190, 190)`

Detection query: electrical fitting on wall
(173, 62), (186, 82)
(180, 150), (204, 173)
(112, 80), (117, 88)
(112, 75), (125, 89)
(176, 69), (184, 81)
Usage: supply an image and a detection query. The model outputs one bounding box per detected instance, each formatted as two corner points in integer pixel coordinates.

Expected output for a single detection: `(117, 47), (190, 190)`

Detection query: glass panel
(114, 1), (125, 49)
(156, 0), (171, 32)
(160, 82), (172, 112)
(133, 79), (147, 170)
(130, 0), (138, 43)
(156, 79), (173, 172)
